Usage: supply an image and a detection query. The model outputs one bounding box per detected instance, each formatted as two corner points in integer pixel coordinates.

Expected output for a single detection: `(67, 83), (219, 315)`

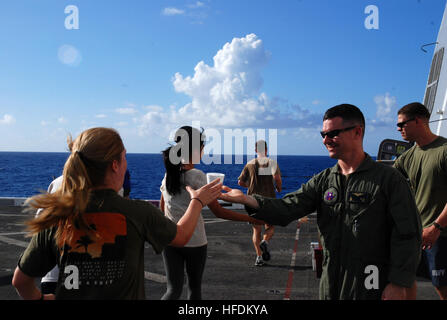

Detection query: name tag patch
(348, 192), (370, 204)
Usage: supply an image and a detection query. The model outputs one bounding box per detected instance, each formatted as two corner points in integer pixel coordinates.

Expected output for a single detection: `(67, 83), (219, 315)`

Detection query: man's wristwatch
(433, 222), (444, 231)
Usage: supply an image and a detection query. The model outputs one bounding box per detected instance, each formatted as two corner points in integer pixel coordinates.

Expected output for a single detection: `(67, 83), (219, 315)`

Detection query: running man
(238, 140), (282, 266)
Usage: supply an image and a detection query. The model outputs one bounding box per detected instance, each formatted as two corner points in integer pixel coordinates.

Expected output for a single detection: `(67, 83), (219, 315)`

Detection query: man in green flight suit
(220, 104), (422, 300)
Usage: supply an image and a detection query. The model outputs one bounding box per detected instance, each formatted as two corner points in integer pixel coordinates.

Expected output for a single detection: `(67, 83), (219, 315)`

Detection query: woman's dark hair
(162, 126), (205, 195)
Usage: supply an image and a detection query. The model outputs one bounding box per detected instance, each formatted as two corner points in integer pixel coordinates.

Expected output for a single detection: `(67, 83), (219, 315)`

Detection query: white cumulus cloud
(116, 107), (137, 115)
(373, 92), (397, 124)
(0, 114), (15, 125)
(162, 7), (185, 16)
(137, 34), (321, 138)
(188, 1), (205, 9)
(57, 116), (68, 124)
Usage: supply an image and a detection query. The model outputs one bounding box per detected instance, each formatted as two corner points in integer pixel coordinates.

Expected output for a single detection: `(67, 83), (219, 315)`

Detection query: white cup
(206, 172), (225, 184)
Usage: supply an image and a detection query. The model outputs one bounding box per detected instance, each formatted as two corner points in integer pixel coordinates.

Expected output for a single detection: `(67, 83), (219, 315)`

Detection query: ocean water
(0, 152), (337, 200)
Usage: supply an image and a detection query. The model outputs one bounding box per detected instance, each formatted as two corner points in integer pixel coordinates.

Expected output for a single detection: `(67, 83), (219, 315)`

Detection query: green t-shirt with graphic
(18, 189), (177, 299)
(394, 136), (447, 236)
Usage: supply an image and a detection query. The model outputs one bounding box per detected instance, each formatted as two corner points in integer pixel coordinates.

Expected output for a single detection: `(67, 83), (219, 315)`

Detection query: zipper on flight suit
(339, 172), (360, 234)
(353, 220), (359, 233)
(334, 171), (350, 298)
(338, 173), (347, 215)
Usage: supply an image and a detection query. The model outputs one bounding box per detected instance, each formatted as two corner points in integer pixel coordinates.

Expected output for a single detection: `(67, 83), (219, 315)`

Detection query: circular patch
(323, 187), (338, 205)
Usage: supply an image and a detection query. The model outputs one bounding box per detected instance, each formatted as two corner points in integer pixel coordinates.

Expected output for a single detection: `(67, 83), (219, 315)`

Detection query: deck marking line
(284, 221), (301, 300)
(0, 235), (29, 248)
(204, 218), (227, 224)
(0, 213), (29, 217)
(0, 232), (27, 236)
(144, 271), (167, 283)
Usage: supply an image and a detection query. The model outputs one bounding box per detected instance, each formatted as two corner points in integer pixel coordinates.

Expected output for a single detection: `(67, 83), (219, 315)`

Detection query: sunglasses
(320, 126), (357, 139)
(396, 118), (415, 129)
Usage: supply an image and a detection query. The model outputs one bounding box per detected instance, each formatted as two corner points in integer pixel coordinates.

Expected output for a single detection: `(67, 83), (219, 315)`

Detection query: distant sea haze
(0, 152), (337, 200)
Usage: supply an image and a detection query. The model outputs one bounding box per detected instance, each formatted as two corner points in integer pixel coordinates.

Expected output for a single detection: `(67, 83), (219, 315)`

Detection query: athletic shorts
(417, 236), (447, 287)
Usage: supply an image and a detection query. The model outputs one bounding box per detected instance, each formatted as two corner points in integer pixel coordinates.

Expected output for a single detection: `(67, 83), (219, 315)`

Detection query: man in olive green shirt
(394, 102), (447, 300)
(221, 104), (422, 300)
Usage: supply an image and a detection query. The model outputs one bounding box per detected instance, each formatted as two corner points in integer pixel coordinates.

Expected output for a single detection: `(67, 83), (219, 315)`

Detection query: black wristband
(191, 198), (204, 208)
(434, 222), (444, 231)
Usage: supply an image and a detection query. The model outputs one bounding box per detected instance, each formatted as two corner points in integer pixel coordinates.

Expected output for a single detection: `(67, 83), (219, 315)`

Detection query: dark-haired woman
(160, 126), (262, 300)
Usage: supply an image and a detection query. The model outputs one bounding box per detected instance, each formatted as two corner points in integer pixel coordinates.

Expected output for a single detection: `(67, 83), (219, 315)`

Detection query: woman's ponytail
(162, 146), (182, 195)
(162, 126), (205, 196)
(25, 127), (124, 247)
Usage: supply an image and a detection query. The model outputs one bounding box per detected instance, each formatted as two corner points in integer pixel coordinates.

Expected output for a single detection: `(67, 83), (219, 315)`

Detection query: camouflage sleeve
(245, 175), (320, 226)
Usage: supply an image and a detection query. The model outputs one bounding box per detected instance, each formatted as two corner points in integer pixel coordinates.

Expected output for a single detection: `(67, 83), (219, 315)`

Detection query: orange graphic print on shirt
(59, 212), (128, 289)
(63, 212), (127, 258)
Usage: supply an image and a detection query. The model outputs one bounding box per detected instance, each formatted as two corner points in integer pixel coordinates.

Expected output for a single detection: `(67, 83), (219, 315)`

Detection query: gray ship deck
(0, 199), (439, 300)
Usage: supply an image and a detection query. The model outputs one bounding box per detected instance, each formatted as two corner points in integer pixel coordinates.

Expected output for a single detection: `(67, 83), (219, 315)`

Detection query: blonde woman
(12, 127), (221, 300)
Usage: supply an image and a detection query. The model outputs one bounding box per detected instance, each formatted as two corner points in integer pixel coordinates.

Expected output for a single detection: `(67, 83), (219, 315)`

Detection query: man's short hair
(323, 104), (366, 137)
(398, 102), (430, 120)
(255, 140), (267, 153)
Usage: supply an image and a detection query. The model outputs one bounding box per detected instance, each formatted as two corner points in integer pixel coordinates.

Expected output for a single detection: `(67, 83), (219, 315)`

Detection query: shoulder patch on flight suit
(323, 187), (338, 205)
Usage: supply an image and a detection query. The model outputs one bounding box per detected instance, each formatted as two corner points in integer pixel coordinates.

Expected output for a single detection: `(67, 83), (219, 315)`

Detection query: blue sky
(0, 0), (445, 155)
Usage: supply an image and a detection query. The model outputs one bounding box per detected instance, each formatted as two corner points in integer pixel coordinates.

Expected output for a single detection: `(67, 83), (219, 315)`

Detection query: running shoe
(260, 240), (271, 261)
(255, 256), (265, 266)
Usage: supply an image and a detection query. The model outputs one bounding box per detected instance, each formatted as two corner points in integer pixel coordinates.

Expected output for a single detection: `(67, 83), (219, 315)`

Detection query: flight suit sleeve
(386, 171), (422, 288)
(245, 175), (320, 226)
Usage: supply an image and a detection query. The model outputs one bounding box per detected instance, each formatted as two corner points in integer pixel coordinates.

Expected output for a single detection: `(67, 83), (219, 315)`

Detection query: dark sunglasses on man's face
(396, 118), (415, 129)
(320, 126), (357, 139)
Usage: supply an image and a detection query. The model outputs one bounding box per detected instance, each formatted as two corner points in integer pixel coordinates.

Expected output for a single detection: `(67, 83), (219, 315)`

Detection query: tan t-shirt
(238, 157), (280, 198)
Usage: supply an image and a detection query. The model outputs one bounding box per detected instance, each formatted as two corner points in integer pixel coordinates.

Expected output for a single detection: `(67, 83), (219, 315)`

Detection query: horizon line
(0, 150), (330, 157)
